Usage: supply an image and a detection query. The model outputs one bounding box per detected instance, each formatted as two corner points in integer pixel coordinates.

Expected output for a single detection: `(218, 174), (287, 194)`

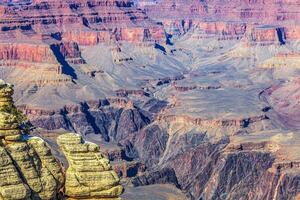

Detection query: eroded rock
(0, 79), (64, 200)
(57, 133), (123, 200)
(0, 80), (22, 141)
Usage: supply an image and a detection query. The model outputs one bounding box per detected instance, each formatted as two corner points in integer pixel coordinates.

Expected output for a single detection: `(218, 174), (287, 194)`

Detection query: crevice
(276, 28), (286, 45)
(50, 44), (77, 79)
(60, 107), (76, 132)
(81, 102), (101, 135)
(3, 146), (31, 197)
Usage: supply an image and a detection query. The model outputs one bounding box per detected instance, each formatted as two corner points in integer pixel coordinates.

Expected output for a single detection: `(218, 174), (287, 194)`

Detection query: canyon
(1, 0), (300, 199)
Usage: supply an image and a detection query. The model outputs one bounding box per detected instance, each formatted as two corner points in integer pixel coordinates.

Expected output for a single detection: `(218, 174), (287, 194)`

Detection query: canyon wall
(0, 0), (165, 44)
(139, 0), (300, 44)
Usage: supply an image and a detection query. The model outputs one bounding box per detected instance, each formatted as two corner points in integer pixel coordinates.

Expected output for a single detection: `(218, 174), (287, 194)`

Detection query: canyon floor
(1, 0), (300, 199)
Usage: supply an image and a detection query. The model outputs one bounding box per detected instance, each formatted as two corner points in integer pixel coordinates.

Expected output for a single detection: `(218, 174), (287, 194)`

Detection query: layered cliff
(139, 0), (300, 45)
(0, 0), (164, 44)
(0, 0), (166, 88)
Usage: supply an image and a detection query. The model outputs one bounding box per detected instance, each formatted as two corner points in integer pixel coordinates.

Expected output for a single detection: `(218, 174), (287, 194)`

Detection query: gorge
(1, 0), (300, 199)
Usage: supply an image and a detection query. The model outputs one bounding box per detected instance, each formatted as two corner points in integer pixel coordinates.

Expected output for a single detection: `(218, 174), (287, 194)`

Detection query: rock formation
(57, 133), (124, 200)
(0, 79), (124, 199)
(0, 79), (22, 141)
(140, 0), (300, 44)
(0, 79), (64, 200)
(262, 78), (300, 130)
(0, 0), (165, 87)
(0, 0), (164, 45)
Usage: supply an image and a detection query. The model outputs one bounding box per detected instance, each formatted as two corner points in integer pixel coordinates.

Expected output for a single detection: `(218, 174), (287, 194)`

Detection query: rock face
(57, 133), (124, 200)
(0, 79), (64, 200)
(21, 99), (152, 141)
(1, 137), (65, 200)
(0, 0), (164, 44)
(0, 0), (165, 87)
(0, 80), (22, 141)
(140, 0), (300, 45)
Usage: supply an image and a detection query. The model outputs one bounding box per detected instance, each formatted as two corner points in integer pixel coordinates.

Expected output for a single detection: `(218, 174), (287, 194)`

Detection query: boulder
(57, 133), (124, 200)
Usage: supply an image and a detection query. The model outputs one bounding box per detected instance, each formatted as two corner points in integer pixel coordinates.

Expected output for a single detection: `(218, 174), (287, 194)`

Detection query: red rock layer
(0, 0), (165, 45)
(139, 0), (300, 43)
(0, 43), (56, 64)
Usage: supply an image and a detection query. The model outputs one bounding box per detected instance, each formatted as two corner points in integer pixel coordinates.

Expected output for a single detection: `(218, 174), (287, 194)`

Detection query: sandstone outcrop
(0, 79), (124, 200)
(57, 133), (124, 200)
(0, 79), (22, 141)
(0, 79), (64, 200)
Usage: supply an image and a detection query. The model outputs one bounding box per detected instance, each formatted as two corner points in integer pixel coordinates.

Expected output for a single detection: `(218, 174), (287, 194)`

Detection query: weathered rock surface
(0, 79), (64, 200)
(0, 79), (125, 200)
(1, 137), (65, 200)
(57, 133), (123, 200)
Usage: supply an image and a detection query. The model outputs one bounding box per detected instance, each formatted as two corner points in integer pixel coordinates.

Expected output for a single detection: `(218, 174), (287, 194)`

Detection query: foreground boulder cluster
(0, 79), (123, 199)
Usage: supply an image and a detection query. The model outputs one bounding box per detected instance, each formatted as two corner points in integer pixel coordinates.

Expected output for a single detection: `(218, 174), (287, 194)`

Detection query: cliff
(0, 0), (165, 44)
(139, 0), (300, 44)
(0, 0), (166, 85)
